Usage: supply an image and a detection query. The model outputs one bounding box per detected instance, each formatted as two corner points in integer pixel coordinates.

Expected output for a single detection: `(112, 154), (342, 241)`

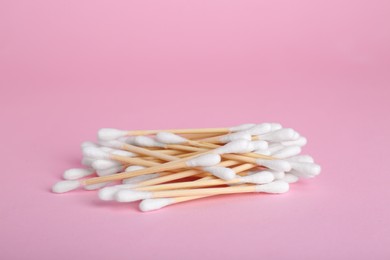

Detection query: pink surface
(1, 0), (390, 259)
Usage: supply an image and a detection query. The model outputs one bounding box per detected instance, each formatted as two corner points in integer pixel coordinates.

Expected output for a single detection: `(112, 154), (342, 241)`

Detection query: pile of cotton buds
(52, 123), (321, 212)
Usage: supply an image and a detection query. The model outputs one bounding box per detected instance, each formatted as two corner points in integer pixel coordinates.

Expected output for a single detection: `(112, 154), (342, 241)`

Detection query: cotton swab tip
(290, 162), (321, 177)
(96, 165), (123, 176)
(272, 146), (302, 159)
(261, 128), (299, 142)
(229, 123), (256, 132)
(256, 181), (289, 194)
(156, 132), (188, 144)
(186, 154), (221, 167)
(241, 171), (275, 184)
(80, 141), (98, 149)
(244, 123), (272, 135)
(256, 159), (292, 172)
(287, 155), (314, 163)
(139, 198), (174, 212)
(203, 166), (236, 180)
(83, 147), (110, 160)
(251, 140), (268, 151)
(134, 136), (165, 147)
(219, 132), (251, 143)
(98, 128), (127, 141)
(215, 139), (255, 154)
(92, 159), (121, 170)
(98, 184), (135, 201)
(115, 190), (152, 202)
(63, 168), (94, 180)
(282, 136), (307, 147)
(283, 173), (299, 183)
(52, 180), (81, 193)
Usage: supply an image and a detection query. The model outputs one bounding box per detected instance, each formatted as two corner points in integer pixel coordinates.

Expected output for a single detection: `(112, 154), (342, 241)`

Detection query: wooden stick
(139, 184), (261, 198)
(135, 162), (255, 188)
(136, 172), (250, 191)
(180, 133), (223, 140)
(120, 143), (178, 161)
(127, 127), (232, 136)
(82, 152), (220, 185)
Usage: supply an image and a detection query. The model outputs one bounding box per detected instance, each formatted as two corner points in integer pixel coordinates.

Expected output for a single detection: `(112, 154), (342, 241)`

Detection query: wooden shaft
(163, 142), (274, 160)
(122, 143), (178, 161)
(147, 175), (223, 210)
(135, 160), (239, 187)
(182, 133), (223, 140)
(136, 175), (246, 191)
(221, 154), (257, 164)
(166, 144), (203, 152)
(83, 157), (191, 185)
(127, 128), (230, 136)
(154, 150), (184, 155)
(187, 141), (219, 149)
(149, 185), (257, 198)
(176, 151), (202, 158)
(196, 135), (224, 143)
(231, 162), (257, 173)
(110, 155), (160, 167)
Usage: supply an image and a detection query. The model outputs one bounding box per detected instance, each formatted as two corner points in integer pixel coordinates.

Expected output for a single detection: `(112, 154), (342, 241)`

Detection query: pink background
(1, 0), (390, 259)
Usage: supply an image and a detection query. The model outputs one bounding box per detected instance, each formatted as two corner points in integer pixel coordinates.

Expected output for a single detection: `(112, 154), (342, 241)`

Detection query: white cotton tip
(81, 141), (99, 149)
(110, 149), (135, 157)
(98, 184), (136, 201)
(92, 159), (121, 170)
(254, 149), (272, 156)
(269, 123), (283, 131)
(81, 157), (94, 166)
(156, 132), (188, 144)
(244, 123), (272, 135)
(282, 136), (307, 147)
(214, 140), (255, 154)
(240, 171), (274, 184)
(287, 155), (314, 163)
(186, 153), (221, 167)
(98, 128), (127, 141)
(260, 128), (299, 142)
(289, 162), (321, 178)
(203, 166), (236, 180)
(267, 143), (285, 154)
(272, 146), (302, 159)
(99, 147), (114, 153)
(134, 136), (165, 147)
(83, 147), (110, 160)
(63, 168), (94, 180)
(251, 140), (268, 151)
(256, 180), (289, 194)
(96, 165), (123, 176)
(229, 123), (256, 132)
(115, 190), (153, 202)
(269, 170), (285, 180)
(283, 173), (299, 183)
(52, 180), (80, 193)
(122, 173), (160, 184)
(99, 140), (124, 149)
(292, 131), (300, 140)
(84, 182), (109, 190)
(256, 159), (291, 172)
(118, 136), (137, 145)
(139, 198), (174, 212)
(219, 132), (251, 143)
